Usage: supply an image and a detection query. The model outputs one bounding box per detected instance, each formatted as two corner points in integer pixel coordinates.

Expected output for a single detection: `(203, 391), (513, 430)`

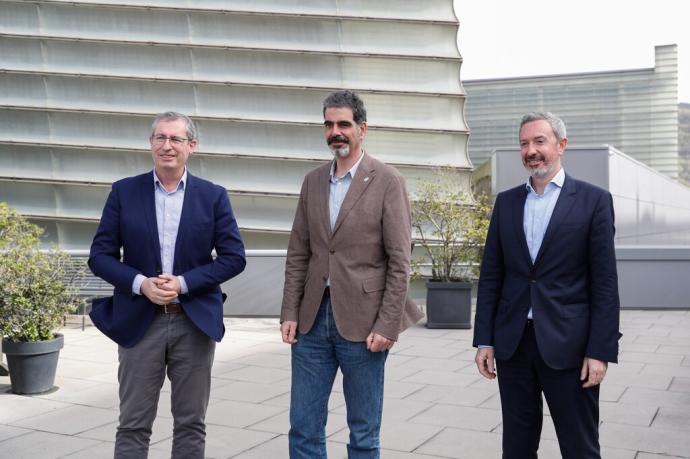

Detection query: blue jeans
(289, 295), (388, 459)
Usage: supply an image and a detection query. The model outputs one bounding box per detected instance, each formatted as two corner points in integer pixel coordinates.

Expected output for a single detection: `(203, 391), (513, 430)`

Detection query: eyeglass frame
(150, 134), (194, 146)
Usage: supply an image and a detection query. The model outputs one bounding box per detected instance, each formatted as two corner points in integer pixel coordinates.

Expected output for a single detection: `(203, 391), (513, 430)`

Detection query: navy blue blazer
(88, 171), (246, 348)
(473, 175), (620, 369)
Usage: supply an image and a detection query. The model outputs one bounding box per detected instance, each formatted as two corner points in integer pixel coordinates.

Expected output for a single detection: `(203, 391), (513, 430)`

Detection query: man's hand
(140, 277), (178, 305)
(366, 333), (394, 352)
(157, 273), (182, 294)
(281, 320), (298, 344)
(475, 347), (497, 380)
(581, 357), (608, 388)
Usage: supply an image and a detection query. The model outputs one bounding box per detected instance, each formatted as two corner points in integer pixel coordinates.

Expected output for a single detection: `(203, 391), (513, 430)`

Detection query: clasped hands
(280, 320), (394, 352)
(141, 274), (181, 305)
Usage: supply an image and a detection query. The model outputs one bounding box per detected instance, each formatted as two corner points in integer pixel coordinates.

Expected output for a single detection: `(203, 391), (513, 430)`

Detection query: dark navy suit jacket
(89, 171), (246, 348)
(473, 175), (620, 369)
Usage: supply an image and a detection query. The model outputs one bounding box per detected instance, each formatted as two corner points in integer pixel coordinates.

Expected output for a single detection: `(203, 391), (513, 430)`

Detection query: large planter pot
(1, 334), (64, 394)
(425, 281), (472, 329)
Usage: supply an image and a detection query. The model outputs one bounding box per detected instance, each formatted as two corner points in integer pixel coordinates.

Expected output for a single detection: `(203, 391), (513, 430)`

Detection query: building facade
(0, 0), (471, 251)
(464, 45), (679, 179)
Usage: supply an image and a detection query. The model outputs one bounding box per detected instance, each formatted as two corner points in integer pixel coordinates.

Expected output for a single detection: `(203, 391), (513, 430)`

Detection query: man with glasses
(89, 111), (246, 459)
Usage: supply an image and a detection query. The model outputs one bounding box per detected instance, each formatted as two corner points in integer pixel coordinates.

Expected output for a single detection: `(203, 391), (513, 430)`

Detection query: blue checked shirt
(131, 169), (189, 299)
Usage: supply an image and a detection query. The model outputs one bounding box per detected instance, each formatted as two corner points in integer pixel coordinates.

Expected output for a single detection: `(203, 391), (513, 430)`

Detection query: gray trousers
(115, 312), (215, 459)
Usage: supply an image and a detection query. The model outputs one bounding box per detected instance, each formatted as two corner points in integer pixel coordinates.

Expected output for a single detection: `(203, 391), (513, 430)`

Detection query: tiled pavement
(1, 309), (689, 458)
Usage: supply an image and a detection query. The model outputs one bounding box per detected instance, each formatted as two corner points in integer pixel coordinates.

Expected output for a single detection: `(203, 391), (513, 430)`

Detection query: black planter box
(425, 281), (472, 329)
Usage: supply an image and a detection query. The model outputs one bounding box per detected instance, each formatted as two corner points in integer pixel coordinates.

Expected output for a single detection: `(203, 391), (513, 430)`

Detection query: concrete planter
(425, 281), (472, 329)
(2, 334), (64, 394)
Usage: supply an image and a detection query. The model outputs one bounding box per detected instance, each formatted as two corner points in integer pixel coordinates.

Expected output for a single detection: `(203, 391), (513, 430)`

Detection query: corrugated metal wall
(464, 45), (679, 180)
(0, 0), (471, 250)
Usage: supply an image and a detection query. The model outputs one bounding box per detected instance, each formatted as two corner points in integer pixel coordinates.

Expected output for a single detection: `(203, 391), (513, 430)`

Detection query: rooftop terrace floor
(1, 310), (689, 458)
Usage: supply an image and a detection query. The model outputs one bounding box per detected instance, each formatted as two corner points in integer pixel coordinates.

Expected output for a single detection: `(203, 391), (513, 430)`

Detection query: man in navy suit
(473, 112), (620, 459)
(89, 111), (245, 459)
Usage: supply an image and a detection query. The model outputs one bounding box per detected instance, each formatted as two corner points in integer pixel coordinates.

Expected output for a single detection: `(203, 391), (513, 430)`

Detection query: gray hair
(151, 111), (198, 141)
(520, 112), (567, 141)
(322, 90), (367, 124)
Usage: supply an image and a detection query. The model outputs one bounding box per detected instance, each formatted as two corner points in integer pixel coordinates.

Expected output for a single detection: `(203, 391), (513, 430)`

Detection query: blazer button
(329, 249), (335, 254)
(530, 279), (537, 283)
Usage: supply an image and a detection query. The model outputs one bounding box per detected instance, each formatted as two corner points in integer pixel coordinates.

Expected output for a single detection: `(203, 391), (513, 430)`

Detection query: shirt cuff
(132, 274), (147, 295)
(178, 276), (188, 295)
(478, 345), (494, 349)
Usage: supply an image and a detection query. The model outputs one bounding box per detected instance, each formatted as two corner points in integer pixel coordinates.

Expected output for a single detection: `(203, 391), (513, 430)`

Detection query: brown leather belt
(156, 303), (183, 314)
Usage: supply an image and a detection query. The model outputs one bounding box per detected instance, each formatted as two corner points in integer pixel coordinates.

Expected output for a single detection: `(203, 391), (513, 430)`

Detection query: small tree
(0, 203), (84, 342)
(411, 169), (492, 282)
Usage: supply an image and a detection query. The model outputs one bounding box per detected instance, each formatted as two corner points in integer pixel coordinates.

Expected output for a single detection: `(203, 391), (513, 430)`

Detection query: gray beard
(527, 164), (553, 178)
(330, 146), (350, 158)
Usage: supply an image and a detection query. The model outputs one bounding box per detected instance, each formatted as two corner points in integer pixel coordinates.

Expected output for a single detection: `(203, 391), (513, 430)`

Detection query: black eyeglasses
(151, 135), (191, 146)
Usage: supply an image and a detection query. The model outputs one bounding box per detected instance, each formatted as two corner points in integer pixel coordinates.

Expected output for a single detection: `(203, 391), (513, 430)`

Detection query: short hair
(151, 111), (198, 141)
(520, 112), (567, 141)
(322, 90), (367, 124)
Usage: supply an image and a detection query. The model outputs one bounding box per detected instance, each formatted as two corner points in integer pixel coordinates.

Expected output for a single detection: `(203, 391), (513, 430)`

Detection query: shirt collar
(153, 168), (187, 192)
(526, 167), (565, 194)
(330, 151), (365, 183)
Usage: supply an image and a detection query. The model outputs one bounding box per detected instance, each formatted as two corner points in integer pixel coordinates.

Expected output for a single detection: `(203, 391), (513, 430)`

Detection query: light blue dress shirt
(478, 168), (565, 348)
(524, 167), (565, 318)
(132, 170), (189, 299)
(328, 153), (364, 230)
(326, 152), (364, 286)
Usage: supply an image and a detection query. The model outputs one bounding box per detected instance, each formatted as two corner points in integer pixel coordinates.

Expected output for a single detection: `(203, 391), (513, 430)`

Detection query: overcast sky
(455, 0), (689, 103)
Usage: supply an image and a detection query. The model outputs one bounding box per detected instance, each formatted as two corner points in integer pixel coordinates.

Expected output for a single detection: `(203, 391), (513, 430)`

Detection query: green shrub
(411, 169), (492, 282)
(0, 203), (84, 342)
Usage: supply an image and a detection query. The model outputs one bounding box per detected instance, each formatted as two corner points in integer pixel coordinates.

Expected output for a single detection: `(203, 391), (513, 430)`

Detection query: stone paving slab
(245, 409), (347, 437)
(0, 424), (31, 442)
(600, 422), (690, 457)
(154, 424), (278, 459)
(330, 419), (445, 453)
(211, 380), (290, 403)
(1, 310), (689, 458)
(205, 400), (286, 429)
(407, 404), (502, 432)
(61, 441), (170, 459)
(651, 405), (690, 431)
(8, 404), (116, 436)
(670, 376), (690, 392)
(0, 431), (102, 458)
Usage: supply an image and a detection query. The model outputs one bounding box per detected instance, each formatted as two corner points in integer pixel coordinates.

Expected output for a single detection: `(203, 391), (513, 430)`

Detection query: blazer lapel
(331, 153), (376, 237)
(173, 172), (196, 271)
(512, 186), (533, 268)
(142, 172), (162, 272)
(317, 163), (333, 236)
(534, 175), (577, 267)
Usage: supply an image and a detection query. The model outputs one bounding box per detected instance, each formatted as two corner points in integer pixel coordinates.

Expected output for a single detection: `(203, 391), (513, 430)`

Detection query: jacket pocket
(362, 275), (386, 293)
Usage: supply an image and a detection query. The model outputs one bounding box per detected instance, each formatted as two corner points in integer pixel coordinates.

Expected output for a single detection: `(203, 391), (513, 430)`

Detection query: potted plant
(411, 169), (491, 329)
(0, 203), (84, 394)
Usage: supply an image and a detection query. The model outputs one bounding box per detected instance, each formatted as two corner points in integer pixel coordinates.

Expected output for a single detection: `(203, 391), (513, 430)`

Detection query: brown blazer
(281, 153), (423, 341)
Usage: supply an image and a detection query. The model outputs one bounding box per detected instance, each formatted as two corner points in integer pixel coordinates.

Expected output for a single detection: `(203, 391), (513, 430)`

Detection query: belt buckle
(163, 303), (170, 314)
